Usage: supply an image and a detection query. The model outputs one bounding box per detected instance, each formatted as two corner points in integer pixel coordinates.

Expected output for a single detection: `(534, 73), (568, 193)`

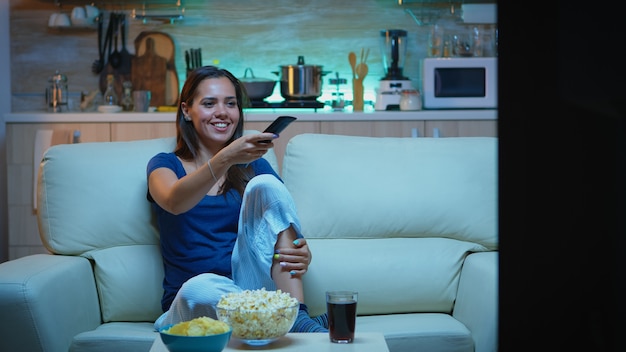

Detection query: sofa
(0, 132), (498, 352)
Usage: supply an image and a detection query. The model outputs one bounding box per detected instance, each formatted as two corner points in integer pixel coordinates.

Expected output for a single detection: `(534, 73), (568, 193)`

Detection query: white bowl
(216, 301), (298, 346)
(159, 322), (231, 352)
(97, 105), (122, 113)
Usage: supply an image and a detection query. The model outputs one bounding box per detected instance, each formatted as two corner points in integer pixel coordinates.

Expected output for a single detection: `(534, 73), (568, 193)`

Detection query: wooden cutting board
(131, 31), (179, 106)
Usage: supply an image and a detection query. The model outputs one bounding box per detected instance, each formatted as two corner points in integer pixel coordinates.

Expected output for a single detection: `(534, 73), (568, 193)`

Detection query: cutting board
(131, 31), (179, 106)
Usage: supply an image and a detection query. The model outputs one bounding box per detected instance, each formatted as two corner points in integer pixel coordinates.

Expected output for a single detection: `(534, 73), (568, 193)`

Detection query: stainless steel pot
(273, 56), (330, 100)
(240, 68), (276, 101)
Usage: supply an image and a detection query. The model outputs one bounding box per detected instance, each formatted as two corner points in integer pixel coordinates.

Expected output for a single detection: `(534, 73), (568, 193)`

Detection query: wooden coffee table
(150, 332), (389, 352)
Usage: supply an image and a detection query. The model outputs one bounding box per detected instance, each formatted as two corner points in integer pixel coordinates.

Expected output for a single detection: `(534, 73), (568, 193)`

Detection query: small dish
(159, 325), (231, 352)
(97, 105), (122, 113)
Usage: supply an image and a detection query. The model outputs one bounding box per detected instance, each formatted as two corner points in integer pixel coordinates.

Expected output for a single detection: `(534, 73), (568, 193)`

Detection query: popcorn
(216, 288), (299, 341)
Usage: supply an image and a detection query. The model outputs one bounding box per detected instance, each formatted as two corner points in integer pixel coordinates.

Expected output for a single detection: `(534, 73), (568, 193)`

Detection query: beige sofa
(0, 132), (498, 352)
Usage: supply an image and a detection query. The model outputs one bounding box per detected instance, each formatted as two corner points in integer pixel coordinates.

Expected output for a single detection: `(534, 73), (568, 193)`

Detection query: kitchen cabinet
(320, 120), (425, 137)
(110, 122), (176, 141)
(6, 123), (110, 259)
(423, 119), (497, 137)
(319, 120), (496, 138)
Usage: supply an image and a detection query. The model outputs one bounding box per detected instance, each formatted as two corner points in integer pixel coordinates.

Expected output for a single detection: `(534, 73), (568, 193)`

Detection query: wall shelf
(51, 1), (185, 24)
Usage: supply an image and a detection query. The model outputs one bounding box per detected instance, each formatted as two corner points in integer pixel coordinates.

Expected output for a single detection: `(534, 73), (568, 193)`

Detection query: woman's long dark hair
(174, 65), (253, 197)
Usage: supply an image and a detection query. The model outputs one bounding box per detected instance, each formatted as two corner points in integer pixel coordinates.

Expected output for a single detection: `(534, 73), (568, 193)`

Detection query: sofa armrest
(0, 254), (101, 352)
(453, 251), (498, 352)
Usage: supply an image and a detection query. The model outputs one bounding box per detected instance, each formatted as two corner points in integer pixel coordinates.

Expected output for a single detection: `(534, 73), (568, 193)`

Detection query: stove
(248, 99), (325, 110)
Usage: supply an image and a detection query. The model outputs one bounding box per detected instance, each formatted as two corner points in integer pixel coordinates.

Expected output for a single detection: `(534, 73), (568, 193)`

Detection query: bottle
(103, 74), (118, 106)
(121, 81), (134, 111)
(428, 23), (444, 57)
(434, 4), (466, 57)
(46, 70), (68, 112)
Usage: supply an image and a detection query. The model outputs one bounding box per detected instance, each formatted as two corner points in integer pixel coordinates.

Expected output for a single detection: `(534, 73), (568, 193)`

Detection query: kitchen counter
(5, 109), (497, 123)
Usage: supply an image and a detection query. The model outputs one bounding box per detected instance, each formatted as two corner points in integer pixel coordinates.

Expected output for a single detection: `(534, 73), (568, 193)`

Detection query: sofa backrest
(36, 133), (278, 322)
(282, 134), (498, 249)
(282, 134), (498, 316)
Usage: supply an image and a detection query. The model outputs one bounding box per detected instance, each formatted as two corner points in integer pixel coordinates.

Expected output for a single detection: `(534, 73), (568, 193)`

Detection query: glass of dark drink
(326, 290), (358, 343)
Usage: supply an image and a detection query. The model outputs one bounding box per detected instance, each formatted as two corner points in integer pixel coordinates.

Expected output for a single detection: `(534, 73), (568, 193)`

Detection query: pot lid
(279, 55), (323, 68)
(240, 68), (274, 82)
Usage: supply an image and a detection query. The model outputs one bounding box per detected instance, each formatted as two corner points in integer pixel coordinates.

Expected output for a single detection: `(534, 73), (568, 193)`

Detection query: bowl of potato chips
(159, 316), (232, 352)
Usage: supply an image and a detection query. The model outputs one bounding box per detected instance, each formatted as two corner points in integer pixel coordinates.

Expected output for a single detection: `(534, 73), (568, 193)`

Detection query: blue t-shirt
(146, 152), (280, 311)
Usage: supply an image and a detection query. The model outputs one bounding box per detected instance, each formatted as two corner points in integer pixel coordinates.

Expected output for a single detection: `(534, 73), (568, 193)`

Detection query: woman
(147, 66), (327, 332)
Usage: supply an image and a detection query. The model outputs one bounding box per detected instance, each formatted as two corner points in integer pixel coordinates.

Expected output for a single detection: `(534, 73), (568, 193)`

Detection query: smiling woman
(146, 65), (328, 339)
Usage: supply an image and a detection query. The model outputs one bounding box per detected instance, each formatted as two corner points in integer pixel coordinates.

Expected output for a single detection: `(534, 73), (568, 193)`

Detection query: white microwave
(421, 57), (497, 109)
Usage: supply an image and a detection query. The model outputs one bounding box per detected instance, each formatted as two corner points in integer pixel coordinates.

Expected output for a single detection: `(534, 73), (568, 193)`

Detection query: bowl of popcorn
(216, 288), (299, 346)
(159, 316), (232, 352)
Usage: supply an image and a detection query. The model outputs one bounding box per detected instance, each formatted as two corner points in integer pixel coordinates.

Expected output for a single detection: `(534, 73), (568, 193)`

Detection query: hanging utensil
(91, 13), (104, 74)
(109, 13), (122, 69)
(118, 13), (132, 75)
(98, 13), (115, 94)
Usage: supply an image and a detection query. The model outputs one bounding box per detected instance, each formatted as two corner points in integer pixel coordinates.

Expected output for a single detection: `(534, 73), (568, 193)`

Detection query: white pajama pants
(154, 174), (303, 330)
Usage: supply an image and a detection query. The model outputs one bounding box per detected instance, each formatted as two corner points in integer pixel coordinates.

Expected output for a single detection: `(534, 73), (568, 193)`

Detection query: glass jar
(103, 74), (118, 106)
(121, 81), (134, 111)
(46, 70), (68, 112)
(399, 89), (422, 111)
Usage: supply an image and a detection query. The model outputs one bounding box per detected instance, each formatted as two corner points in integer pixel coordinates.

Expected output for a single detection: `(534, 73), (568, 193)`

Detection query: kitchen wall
(9, 0), (495, 111)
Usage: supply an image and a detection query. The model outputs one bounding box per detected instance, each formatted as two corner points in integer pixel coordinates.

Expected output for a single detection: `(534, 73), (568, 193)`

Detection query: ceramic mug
(71, 7), (87, 26)
(133, 91), (152, 112)
(71, 7), (86, 20)
(54, 13), (71, 27)
(84, 5), (100, 22)
(48, 13), (58, 27)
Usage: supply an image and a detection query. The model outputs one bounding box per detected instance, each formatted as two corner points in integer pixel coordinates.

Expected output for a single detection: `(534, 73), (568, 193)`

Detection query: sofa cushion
(70, 322), (157, 352)
(282, 134), (498, 249)
(38, 138), (176, 255)
(83, 245), (164, 322)
(302, 237), (486, 317)
(357, 313), (474, 352)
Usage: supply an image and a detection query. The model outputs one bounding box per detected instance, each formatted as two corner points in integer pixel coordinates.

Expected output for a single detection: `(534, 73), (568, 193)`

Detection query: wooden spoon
(356, 62), (368, 81)
(348, 52), (357, 80)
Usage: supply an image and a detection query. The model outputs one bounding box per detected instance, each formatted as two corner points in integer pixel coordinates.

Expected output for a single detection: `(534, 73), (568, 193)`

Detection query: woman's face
(182, 76), (240, 149)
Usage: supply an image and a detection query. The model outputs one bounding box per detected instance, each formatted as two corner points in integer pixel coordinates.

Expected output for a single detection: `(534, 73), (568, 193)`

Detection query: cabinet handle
(411, 127), (419, 138)
(72, 129), (81, 143)
(433, 127), (440, 138)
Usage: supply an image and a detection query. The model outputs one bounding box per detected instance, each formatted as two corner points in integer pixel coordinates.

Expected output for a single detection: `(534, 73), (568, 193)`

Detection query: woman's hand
(219, 133), (277, 165)
(274, 238), (312, 277)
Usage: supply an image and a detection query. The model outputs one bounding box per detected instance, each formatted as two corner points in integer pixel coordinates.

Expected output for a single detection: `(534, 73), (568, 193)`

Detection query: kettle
(46, 70), (68, 112)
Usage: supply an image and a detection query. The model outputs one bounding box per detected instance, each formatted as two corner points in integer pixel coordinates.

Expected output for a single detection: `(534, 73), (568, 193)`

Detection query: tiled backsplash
(9, 0), (494, 112)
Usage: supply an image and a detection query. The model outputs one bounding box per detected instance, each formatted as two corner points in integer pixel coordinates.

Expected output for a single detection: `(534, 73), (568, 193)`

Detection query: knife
(185, 50), (190, 71)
